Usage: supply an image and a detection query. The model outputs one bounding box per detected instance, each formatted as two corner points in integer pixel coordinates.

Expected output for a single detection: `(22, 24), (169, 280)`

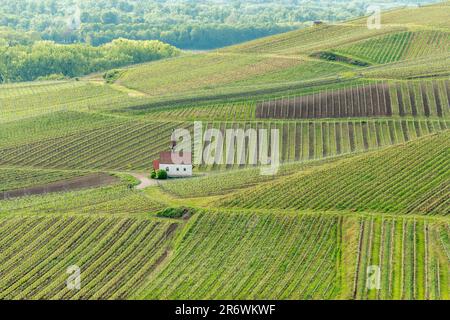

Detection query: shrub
(103, 69), (122, 83)
(157, 207), (193, 219)
(36, 73), (68, 81)
(150, 169), (157, 179)
(156, 169), (168, 180)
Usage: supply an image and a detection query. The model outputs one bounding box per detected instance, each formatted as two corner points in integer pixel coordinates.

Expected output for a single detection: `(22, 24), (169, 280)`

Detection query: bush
(103, 69), (122, 83)
(36, 73), (68, 81)
(156, 169), (168, 180)
(150, 169), (157, 179)
(157, 207), (193, 219)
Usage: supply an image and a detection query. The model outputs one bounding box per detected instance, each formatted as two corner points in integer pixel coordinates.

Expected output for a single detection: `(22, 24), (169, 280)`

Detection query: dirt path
(131, 173), (158, 190)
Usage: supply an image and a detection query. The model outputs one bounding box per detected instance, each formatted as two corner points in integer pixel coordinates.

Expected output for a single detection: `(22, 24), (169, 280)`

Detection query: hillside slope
(0, 2), (448, 301)
(219, 131), (450, 215)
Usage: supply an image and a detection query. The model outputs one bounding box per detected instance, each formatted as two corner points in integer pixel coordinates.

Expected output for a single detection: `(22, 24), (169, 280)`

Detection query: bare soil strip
(1, 173), (119, 200)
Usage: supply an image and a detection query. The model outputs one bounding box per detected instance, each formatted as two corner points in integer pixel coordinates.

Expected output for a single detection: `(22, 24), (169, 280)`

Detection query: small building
(313, 20), (323, 26)
(153, 152), (193, 178)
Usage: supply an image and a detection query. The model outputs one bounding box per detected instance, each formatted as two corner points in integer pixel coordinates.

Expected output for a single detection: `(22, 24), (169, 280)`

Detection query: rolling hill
(0, 2), (448, 300)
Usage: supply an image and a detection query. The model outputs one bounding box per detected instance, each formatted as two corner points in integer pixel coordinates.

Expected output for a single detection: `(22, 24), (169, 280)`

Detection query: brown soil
(1, 173), (119, 200)
(256, 83), (392, 119)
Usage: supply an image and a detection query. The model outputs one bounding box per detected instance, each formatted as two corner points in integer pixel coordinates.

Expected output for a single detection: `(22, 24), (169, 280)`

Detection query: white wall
(161, 164), (193, 177)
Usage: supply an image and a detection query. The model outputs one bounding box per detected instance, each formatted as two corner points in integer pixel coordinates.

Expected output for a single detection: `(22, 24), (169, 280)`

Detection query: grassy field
(0, 3), (448, 300)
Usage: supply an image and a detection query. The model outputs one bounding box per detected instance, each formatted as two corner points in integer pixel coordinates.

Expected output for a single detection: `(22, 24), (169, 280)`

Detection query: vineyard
(0, 81), (146, 123)
(0, 215), (179, 299)
(0, 167), (84, 193)
(256, 80), (450, 119)
(120, 78), (450, 121)
(135, 211), (449, 300)
(139, 211), (340, 300)
(343, 216), (449, 300)
(219, 131), (450, 215)
(0, 111), (119, 148)
(160, 155), (356, 198)
(0, 180), (164, 216)
(0, 120), (190, 171)
(1, 117), (447, 171)
(0, 2), (448, 301)
(333, 30), (449, 65)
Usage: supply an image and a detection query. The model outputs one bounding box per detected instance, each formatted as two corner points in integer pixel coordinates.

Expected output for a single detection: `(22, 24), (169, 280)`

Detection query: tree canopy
(0, 0), (439, 50)
(0, 38), (180, 82)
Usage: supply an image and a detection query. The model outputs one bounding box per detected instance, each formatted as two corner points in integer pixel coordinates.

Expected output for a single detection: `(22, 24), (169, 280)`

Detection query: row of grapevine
(139, 211), (339, 300)
(0, 120), (189, 171)
(364, 52), (449, 80)
(0, 81), (82, 99)
(160, 155), (354, 198)
(255, 80), (449, 119)
(219, 131), (450, 215)
(0, 81), (145, 123)
(231, 24), (391, 55)
(346, 216), (449, 300)
(1, 117), (446, 171)
(0, 215), (178, 299)
(0, 182), (164, 215)
(193, 118), (447, 170)
(140, 102), (256, 122)
(160, 117), (447, 197)
(257, 83), (391, 118)
(334, 30), (449, 64)
(0, 168), (83, 193)
(0, 110), (119, 149)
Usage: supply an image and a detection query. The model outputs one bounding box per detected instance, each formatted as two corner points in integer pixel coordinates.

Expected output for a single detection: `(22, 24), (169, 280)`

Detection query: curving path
(130, 173), (158, 190)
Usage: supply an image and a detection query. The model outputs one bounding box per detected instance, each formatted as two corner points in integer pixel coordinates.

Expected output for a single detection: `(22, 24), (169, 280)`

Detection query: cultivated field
(0, 3), (448, 300)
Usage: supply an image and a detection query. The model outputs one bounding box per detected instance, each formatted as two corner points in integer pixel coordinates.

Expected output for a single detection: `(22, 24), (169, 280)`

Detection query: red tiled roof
(159, 152), (192, 165)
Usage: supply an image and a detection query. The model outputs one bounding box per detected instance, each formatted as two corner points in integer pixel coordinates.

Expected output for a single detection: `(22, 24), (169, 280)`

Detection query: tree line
(0, 0), (438, 50)
(0, 37), (180, 82)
